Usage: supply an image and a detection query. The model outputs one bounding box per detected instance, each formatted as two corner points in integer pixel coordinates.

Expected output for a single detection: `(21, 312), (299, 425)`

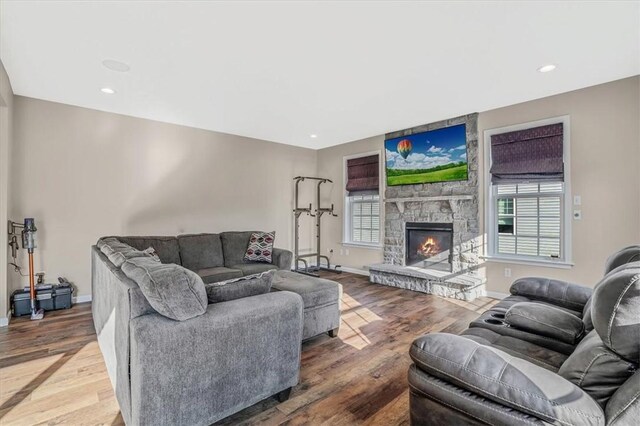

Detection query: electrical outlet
(573, 195), (581, 205)
(339, 248), (344, 256)
(504, 268), (512, 278)
(345, 249), (350, 256)
(573, 210), (582, 220)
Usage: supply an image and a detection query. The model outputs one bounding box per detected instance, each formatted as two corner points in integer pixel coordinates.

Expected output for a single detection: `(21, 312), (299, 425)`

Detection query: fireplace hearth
(405, 222), (453, 271)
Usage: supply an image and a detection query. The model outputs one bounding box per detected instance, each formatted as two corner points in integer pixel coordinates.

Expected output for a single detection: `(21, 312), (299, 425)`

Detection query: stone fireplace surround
(369, 113), (486, 301)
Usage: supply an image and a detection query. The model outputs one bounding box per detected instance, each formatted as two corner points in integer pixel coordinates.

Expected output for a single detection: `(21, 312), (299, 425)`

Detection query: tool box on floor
(11, 281), (74, 316)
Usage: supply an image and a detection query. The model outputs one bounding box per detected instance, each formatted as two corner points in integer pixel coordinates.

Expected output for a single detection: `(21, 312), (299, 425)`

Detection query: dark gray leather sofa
(408, 249), (640, 425)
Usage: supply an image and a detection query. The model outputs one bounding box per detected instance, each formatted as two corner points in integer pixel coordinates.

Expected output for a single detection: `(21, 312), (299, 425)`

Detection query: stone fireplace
(369, 113), (486, 301)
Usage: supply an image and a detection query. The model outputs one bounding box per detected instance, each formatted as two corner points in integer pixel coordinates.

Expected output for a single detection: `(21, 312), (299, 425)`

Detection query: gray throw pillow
(98, 237), (160, 267)
(122, 257), (207, 321)
(205, 270), (275, 304)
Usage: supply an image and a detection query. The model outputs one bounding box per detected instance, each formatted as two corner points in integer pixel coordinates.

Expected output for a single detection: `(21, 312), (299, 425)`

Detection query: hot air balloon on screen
(397, 139), (412, 159)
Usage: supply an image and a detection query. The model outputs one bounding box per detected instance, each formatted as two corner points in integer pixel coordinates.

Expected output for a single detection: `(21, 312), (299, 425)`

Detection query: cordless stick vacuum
(22, 218), (43, 320)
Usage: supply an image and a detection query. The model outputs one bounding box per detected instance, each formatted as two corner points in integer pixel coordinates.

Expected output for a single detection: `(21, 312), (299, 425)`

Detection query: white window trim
(342, 149), (384, 249)
(484, 115), (572, 267)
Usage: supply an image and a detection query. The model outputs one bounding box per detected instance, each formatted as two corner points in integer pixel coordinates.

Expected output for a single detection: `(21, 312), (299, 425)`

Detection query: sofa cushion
(205, 270), (275, 304)
(197, 267), (243, 284)
(558, 331), (635, 408)
(461, 327), (568, 371)
(231, 263), (278, 276)
(122, 257), (207, 321)
(178, 233), (224, 271)
(243, 231), (275, 263)
(220, 231), (255, 267)
(510, 277), (592, 312)
(272, 270), (341, 308)
(117, 236), (182, 265)
(591, 262), (640, 360)
(505, 302), (585, 345)
(98, 237), (156, 267)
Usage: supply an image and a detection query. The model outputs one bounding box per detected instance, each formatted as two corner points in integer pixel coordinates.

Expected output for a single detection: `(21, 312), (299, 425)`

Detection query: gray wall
(317, 76), (640, 294)
(9, 97), (318, 300)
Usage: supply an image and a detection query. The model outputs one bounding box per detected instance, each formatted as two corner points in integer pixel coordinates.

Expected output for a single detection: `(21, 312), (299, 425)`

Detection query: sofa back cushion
(121, 257), (207, 321)
(97, 237), (155, 267)
(220, 231), (256, 267)
(178, 233), (224, 271)
(558, 330), (635, 408)
(117, 236), (182, 265)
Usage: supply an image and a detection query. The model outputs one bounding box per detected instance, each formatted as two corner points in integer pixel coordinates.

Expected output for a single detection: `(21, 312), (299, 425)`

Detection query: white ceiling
(1, 1), (639, 149)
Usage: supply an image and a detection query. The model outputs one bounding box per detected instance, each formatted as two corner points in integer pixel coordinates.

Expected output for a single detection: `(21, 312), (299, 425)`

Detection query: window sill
(341, 242), (383, 250)
(482, 255), (574, 269)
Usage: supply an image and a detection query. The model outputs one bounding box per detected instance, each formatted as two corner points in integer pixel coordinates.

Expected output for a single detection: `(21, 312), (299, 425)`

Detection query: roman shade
(490, 123), (564, 184)
(346, 154), (379, 194)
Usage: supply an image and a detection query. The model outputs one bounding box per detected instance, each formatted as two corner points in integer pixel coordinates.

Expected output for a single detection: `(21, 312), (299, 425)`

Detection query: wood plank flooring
(0, 272), (497, 425)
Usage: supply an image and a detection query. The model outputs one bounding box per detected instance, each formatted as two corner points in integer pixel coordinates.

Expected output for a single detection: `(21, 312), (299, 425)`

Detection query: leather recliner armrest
(410, 333), (605, 426)
(510, 277), (592, 312)
(505, 302), (585, 345)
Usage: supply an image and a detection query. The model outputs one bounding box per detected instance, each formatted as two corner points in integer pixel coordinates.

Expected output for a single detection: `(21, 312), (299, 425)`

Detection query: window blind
(490, 123), (564, 184)
(346, 154), (379, 194)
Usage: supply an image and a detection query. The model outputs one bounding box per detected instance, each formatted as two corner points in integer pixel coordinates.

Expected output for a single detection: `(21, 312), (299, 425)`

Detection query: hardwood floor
(0, 272), (496, 425)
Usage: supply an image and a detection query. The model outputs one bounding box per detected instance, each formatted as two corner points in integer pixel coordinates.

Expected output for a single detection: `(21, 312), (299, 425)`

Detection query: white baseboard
(339, 266), (370, 277)
(73, 294), (92, 304)
(0, 310), (10, 327)
(486, 291), (509, 300)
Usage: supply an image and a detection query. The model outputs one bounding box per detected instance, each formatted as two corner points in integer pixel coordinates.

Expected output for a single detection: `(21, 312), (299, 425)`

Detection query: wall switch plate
(573, 195), (581, 205)
(504, 268), (512, 278)
(573, 210), (582, 220)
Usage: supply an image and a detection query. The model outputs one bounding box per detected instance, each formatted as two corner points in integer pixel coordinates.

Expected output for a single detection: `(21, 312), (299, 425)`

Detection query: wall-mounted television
(385, 123), (468, 186)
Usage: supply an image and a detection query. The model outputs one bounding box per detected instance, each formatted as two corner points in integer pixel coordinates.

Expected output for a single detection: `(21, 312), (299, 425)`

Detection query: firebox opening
(405, 222), (453, 271)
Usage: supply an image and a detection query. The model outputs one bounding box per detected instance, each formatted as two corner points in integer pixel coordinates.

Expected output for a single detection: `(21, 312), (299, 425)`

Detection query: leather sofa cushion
(178, 233), (224, 271)
(197, 267), (243, 284)
(461, 327), (568, 371)
(220, 231), (256, 267)
(604, 245), (640, 275)
(505, 302), (585, 345)
(117, 236), (182, 265)
(231, 263), (278, 276)
(410, 333), (605, 426)
(490, 295), (583, 317)
(122, 257), (207, 321)
(510, 277), (592, 312)
(591, 263), (640, 361)
(205, 270), (275, 304)
(558, 331), (635, 408)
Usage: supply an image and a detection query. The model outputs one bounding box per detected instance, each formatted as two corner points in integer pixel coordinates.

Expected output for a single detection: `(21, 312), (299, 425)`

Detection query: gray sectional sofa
(91, 232), (341, 426)
(408, 245), (640, 425)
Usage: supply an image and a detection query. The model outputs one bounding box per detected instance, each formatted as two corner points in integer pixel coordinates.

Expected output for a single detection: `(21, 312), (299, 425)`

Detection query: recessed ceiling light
(537, 64), (556, 73)
(101, 87), (116, 94)
(102, 59), (130, 72)
(310, 134), (318, 138)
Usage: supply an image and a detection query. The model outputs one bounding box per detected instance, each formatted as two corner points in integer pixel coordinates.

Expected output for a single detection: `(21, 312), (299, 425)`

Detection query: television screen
(385, 123), (468, 186)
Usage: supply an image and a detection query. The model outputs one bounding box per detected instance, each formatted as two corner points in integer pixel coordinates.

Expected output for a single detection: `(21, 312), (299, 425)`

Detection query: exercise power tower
(293, 176), (342, 276)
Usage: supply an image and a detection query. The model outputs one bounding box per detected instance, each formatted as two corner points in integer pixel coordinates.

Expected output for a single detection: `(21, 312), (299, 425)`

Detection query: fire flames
(417, 237), (440, 257)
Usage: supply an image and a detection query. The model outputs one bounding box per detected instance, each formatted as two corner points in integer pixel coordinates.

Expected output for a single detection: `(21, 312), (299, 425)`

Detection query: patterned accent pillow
(244, 231), (275, 263)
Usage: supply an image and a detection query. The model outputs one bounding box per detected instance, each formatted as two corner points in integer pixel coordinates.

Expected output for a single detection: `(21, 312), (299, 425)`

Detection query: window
(493, 182), (564, 259)
(343, 152), (381, 247)
(347, 194), (380, 244)
(485, 117), (571, 266)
